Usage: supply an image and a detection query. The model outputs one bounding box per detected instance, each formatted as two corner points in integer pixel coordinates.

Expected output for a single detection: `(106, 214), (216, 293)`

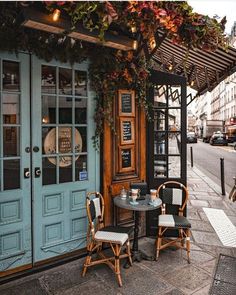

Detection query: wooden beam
(21, 8), (135, 51)
(204, 66), (211, 90)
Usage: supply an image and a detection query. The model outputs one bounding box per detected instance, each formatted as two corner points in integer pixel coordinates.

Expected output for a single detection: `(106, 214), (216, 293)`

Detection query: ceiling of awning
(151, 37), (236, 96)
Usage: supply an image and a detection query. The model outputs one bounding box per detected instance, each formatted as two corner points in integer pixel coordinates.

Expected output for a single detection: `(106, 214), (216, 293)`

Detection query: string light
(149, 36), (156, 50)
(133, 40), (138, 50)
(190, 80), (195, 87)
(168, 64), (173, 71)
(52, 9), (61, 22)
(131, 25), (137, 33)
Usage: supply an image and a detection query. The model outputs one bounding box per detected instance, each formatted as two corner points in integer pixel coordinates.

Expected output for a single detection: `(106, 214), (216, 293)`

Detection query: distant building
(193, 22), (236, 138)
(187, 110), (196, 132)
(229, 21), (236, 48)
(194, 92), (211, 137)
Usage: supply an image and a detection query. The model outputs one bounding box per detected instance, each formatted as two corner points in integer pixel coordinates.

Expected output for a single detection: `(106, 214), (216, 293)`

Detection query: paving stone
(197, 244), (235, 258)
(140, 248), (189, 277)
(0, 279), (46, 295)
(191, 283), (211, 295)
(190, 191), (211, 196)
(95, 262), (172, 295)
(187, 209), (201, 220)
(190, 249), (215, 264)
(162, 265), (211, 294)
(189, 219), (214, 232)
(195, 258), (217, 276)
(208, 200), (230, 210)
(162, 289), (184, 295)
(54, 278), (119, 295)
(195, 194), (221, 201)
(208, 192), (222, 197)
(191, 231), (222, 247)
(189, 194), (197, 200)
(39, 261), (95, 293)
(190, 200), (209, 207)
(198, 210), (208, 221)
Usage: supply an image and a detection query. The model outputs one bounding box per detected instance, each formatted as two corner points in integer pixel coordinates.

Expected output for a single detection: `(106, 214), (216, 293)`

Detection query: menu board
(119, 90), (135, 116)
(121, 148), (132, 168)
(121, 93), (132, 113)
(120, 118), (134, 145)
(122, 121), (132, 141)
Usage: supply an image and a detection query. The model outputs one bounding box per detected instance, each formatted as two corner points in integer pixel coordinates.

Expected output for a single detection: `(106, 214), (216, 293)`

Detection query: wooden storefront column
(102, 92), (146, 226)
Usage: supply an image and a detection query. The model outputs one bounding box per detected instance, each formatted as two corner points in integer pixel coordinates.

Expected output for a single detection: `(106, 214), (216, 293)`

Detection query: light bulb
(133, 40), (138, 50)
(150, 36), (156, 50)
(52, 9), (61, 22)
(131, 25), (137, 33)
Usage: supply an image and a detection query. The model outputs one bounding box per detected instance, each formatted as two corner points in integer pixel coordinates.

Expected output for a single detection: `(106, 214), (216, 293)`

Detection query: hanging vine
(0, 1), (228, 149)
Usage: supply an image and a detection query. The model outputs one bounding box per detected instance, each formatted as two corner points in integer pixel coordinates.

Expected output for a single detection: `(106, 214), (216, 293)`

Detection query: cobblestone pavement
(1, 164), (236, 295)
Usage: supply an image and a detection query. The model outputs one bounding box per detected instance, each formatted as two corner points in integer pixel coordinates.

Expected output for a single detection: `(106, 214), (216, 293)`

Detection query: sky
(188, 0), (236, 34)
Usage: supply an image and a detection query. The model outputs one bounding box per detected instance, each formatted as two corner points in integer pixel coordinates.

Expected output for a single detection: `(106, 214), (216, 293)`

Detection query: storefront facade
(1, 1), (235, 279)
(0, 52), (99, 275)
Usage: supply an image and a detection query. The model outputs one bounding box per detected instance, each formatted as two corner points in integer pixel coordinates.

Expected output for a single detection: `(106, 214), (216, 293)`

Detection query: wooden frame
(120, 118), (135, 145)
(118, 145), (135, 173)
(118, 90), (135, 117)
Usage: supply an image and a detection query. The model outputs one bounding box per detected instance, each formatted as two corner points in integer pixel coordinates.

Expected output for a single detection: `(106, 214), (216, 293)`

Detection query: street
(187, 140), (236, 193)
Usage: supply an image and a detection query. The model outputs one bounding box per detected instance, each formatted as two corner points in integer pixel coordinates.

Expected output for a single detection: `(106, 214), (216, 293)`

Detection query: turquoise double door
(0, 52), (99, 273)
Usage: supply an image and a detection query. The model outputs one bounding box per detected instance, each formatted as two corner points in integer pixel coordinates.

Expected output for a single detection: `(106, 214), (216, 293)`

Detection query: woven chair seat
(158, 214), (191, 228)
(101, 225), (133, 235)
(95, 231), (128, 245)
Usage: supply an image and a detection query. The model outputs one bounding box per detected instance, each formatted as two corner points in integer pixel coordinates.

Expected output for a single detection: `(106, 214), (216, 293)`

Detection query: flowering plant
(0, 1), (228, 148)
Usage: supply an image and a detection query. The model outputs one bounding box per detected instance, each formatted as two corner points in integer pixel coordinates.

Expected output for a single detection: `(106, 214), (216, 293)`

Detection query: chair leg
(114, 244), (122, 287)
(82, 241), (97, 277)
(186, 229), (191, 264)
(179, 229), (185, 248)
(156, 227), (162, 260)
(126, 240), (133, 266)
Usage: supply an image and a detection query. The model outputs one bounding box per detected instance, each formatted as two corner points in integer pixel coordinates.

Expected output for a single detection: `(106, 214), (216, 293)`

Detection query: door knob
(24, 168), (30, 178)
(35, 167), (41, 178)
(25, 147), (31, 153)
(33, 146), (40, 152)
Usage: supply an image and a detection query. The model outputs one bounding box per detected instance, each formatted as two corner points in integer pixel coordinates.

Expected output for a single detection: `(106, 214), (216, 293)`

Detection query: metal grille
(210, 254), (236, 295)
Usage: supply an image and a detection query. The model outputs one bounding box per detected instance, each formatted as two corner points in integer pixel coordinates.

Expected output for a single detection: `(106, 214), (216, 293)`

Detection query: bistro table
(113, 195), (162, 266)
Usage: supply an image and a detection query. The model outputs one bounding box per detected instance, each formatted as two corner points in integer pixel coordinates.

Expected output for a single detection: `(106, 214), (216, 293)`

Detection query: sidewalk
(0, 164), (236, 295)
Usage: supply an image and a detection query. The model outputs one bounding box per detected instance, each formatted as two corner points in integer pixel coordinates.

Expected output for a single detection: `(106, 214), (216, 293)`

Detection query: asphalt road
(187, 140), (236, 193)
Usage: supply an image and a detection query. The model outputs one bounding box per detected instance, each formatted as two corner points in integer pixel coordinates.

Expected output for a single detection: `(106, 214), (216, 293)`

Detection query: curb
(187, 161), (226, 196)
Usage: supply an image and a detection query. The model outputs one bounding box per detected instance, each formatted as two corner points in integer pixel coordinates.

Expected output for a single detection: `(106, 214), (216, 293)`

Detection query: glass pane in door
(2, 93), (20, 124)
(3, 159), (20, 190)
(41, 65), (88, 185)
(3, 61), (20, 91)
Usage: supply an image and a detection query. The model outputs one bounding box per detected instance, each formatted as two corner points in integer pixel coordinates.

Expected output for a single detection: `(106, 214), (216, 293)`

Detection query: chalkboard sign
(119, 90), (135, 116)
(121, 93), (132, 113)
(122, 121), (132, 141)
(119, 146), (135, 172)
(120, 118), (134, 144)
(121, 148), (132, 168)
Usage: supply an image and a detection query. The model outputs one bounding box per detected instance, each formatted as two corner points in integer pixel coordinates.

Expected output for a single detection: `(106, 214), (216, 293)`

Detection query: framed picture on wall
(118, 90), (135, 117)
(118, 145), (135, 173)
(120, 118), (135, 145)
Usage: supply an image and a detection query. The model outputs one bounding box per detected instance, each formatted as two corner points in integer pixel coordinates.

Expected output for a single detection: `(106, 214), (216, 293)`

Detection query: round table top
(113, 195), (162, 212)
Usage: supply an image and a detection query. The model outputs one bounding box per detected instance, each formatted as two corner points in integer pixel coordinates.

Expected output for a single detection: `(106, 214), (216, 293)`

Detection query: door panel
(0, 53), (31, 273)
(146, 70), (187, 236)
(31, 57), (99, 262)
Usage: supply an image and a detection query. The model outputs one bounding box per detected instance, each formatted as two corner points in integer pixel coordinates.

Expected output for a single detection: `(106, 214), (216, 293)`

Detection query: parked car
(187, 132), (197, 143)
(209, 132), (228, 146)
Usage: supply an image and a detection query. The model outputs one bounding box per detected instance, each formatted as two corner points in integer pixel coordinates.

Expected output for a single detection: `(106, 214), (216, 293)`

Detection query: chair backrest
(157, 181), (189, 213)
(86, 192), (104, 236)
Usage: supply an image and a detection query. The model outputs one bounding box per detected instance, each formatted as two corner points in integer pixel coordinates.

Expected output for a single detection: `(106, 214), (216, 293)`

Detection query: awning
(151, 38), (236, 96)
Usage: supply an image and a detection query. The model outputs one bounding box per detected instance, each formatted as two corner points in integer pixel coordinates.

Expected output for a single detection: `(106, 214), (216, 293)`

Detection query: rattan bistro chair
(155, 181), (191, 263)
(82, 192), (132, 287)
